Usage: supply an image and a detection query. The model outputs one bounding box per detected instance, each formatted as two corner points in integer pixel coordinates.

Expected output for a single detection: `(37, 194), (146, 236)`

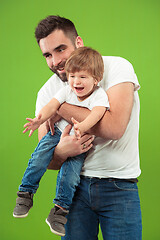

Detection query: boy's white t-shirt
(53, 85), (109, 134)
(54, 85), (109, 110)
(35, 56), (141, 179)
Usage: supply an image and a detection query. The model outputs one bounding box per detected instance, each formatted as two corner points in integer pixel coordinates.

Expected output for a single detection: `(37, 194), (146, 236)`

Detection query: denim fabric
(62, 176), (142, 240)
(19, 127), (62, 193)
(19, 126), (86, 210)
(53, 153), (86, 210)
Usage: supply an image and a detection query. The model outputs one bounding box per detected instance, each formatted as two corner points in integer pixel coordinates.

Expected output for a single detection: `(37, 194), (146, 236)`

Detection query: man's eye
(45, 54), (51, 59)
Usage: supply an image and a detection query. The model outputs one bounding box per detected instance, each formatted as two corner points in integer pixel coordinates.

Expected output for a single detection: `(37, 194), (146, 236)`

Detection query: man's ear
(75, 36), (84, 48)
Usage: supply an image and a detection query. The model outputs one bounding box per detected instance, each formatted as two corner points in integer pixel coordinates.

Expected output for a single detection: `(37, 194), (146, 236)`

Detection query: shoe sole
(45, 219), (65, 237)
(13, 212), (28, 218)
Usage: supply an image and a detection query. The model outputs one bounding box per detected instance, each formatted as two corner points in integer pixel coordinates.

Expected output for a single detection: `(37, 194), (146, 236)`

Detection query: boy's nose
(74, 77), (81, 84)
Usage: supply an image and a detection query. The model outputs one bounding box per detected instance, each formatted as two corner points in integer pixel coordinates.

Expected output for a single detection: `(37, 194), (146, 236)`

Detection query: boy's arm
(72, 106), (106, 139)
(57, 82), (134, 140)
(23, 97), (60, 137)
(38, 97), (60, 123)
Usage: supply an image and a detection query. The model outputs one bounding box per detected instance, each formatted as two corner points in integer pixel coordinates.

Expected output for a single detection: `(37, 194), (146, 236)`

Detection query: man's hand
(48, 114), (61, 135)
(48, 124), (95, 170)
(56, 124), (94, 158)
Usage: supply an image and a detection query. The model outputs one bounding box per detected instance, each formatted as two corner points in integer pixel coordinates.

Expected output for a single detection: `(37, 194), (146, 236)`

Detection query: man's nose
(51, 55), (62, 68)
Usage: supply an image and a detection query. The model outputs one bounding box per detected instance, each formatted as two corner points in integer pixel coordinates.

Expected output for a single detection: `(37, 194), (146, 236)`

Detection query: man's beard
(50, 60), (67, 82)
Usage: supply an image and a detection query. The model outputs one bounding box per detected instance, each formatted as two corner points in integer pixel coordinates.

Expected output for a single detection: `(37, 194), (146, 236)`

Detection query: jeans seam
(113, 182), (138, 191)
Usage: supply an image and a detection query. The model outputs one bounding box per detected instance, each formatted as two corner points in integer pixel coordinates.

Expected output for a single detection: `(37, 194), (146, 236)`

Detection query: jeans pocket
(113, 180), (138, 191)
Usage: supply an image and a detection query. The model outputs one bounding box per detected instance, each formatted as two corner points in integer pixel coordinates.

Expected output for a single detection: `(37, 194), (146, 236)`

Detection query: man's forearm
(48, 148), (65, 170)
(58, 83), (134, 140)
(58, 103), (118, 140)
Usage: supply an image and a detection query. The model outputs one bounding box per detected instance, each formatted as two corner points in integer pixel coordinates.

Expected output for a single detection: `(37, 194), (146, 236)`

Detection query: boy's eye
(58, 48), (64, 52)
(81, 76), (86, 79)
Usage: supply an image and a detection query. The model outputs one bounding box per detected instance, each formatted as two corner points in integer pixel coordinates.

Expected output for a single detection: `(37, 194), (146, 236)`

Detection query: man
(35, 15), (142, 239)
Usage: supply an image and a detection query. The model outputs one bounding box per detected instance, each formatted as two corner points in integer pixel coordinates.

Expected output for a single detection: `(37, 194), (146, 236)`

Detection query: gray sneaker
(13, 191), (33, 218)
(46, 206), (69, 236)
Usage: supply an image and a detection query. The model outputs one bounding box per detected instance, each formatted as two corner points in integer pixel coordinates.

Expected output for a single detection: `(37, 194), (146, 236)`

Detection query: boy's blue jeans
(19, 127), (86, 210)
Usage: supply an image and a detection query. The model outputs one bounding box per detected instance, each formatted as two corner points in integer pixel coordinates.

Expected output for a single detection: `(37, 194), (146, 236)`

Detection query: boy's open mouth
(74, 87), (84, 92)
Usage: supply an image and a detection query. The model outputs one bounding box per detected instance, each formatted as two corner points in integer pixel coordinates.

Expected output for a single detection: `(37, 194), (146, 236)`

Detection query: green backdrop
(1, 0), (160, 239)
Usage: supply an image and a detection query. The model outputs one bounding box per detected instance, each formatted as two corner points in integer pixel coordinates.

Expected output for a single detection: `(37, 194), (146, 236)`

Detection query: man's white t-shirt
(36, 56), (141, 179)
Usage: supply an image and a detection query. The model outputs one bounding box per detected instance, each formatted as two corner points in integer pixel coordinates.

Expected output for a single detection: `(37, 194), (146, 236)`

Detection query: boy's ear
(94, 79), (98, 86)
(75, 36), (84, 48)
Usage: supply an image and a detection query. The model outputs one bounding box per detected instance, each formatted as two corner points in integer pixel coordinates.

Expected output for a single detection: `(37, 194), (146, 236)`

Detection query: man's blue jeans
(62, 176), (142, 240)
(19, 127), (86, 210)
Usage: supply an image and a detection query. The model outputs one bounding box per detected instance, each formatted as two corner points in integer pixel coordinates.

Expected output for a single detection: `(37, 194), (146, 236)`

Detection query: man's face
(39, 30), (79, 82)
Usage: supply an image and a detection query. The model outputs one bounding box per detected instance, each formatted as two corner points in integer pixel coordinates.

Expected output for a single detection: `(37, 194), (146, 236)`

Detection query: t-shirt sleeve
(102, 57), (140, 91)
(35, 79), (68, 116)
(91, 87), (110, 110)
(52, 86), (69, 104)
(35, 75), (65, 116)
(35, 88), (52, 116)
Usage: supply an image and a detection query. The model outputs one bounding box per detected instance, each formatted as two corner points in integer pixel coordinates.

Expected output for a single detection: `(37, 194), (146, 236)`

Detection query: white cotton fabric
(53, 85), (109, 110)
(35, 56), (141, 179)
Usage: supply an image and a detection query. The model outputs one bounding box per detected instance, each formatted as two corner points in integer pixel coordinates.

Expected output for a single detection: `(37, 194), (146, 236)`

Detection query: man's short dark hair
(35, 15), (78, 45)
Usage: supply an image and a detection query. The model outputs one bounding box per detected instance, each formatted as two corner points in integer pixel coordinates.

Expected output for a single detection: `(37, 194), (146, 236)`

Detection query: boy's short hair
(65, 47), (104, 82)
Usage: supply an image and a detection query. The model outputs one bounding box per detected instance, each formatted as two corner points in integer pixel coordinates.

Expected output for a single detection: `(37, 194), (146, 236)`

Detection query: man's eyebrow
(54, 44), (67, 51)
(42, 44), (67, 57)
(43, 52), (50, 57)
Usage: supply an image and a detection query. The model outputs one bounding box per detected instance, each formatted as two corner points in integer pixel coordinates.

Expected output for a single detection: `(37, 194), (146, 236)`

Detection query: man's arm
(58, 82), (134, 140)
(38, 121), (94, 170)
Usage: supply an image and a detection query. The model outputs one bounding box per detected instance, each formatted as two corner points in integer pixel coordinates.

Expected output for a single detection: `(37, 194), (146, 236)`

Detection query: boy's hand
(23, 114), (42, 137)
(71, 117), (82, 139)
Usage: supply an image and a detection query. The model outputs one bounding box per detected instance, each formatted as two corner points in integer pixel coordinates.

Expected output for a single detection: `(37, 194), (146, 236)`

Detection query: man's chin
(50, 68), (67, 82)
(59, 72), (68, 82)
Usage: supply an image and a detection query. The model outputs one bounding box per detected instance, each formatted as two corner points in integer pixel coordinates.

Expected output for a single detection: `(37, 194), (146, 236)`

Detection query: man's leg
(63, 177), (142, 240)
(94, 178), (142, 240)
(62, 176), (100, 240)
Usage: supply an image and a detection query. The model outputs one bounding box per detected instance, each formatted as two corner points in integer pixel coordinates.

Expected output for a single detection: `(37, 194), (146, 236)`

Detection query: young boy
(13, 47), (110, 236)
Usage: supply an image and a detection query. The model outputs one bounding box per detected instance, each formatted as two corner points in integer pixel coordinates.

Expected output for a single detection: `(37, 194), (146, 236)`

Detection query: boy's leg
(19, 128), (61, 193)
(13, 127), (61, 218)
(53, 153), (86, 209)
(46, 153), (86, 236)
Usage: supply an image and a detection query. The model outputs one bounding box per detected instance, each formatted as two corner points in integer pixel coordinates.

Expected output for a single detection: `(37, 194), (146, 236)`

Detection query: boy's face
(68, 70), (98, 101)
(39, 29), (83, 82)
